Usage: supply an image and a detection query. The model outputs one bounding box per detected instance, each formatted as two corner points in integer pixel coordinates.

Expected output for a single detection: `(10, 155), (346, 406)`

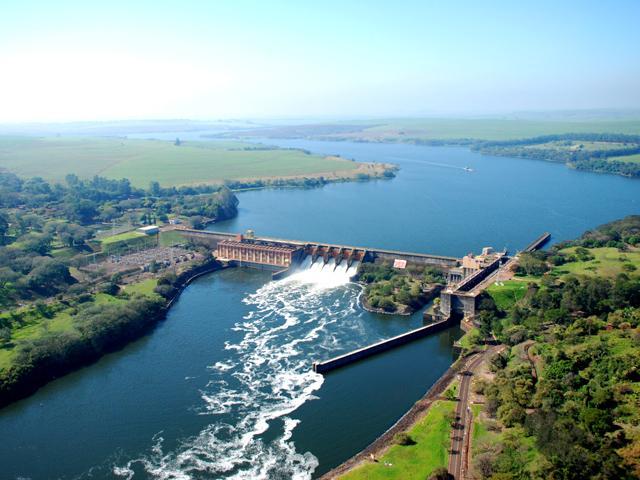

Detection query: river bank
(0, 259), (223, 409)
(320, 349), (480, 479)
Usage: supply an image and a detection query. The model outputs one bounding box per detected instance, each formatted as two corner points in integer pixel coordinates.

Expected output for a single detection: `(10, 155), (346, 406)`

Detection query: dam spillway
(298, 254), (360, 280)
(179, 228), (459, 272)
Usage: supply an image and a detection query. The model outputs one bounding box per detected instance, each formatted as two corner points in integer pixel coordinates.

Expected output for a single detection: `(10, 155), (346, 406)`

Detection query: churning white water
(115, 258), (364, 479)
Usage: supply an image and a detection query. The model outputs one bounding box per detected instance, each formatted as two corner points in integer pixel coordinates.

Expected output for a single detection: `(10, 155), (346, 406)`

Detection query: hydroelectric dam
(177, 227), (550, 373)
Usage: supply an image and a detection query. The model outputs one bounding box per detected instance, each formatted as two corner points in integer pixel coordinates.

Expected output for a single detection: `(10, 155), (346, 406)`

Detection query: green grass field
(611, 153), (640, 163)
(552, 247), (640, 278)
(158, 230), (187, 247)
(0, 136), (359, 187)
(0, 293), (122, 371)
(123, 278), (159, 297)
(99, 230), (147, 244)
(339, 400), (455, 480)
(457, 327), (483, 351)
(339, 118), (640, 141)
(472, 405), (498, 449)
(487, 279), (530, 310)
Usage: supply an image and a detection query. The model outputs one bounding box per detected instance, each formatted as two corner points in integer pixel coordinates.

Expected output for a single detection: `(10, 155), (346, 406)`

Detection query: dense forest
(471, 216), (640, 479)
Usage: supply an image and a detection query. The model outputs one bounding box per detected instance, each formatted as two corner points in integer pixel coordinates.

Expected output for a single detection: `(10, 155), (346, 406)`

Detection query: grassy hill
(0, 136), (363, 187)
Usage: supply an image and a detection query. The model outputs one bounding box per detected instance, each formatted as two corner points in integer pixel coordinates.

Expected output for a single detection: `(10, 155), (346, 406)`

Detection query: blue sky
(1, 0), (639, 121)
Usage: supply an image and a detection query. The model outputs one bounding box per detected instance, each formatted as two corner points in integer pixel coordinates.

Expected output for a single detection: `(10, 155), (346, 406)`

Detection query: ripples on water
(115, 267), (367, 479)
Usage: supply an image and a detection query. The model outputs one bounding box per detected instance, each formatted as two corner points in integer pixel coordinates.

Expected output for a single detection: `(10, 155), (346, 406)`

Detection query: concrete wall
(456, 257), (503, 292)
(370, 250), (459, 269)
(524, 232), (551, 252)
(451, 294), (476, 317)
(313, 316), (456, 374)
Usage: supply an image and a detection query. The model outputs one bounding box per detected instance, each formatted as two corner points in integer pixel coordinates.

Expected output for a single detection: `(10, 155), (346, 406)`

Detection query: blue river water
(212, 139), (640, 256)
(0, 139), (639, 479)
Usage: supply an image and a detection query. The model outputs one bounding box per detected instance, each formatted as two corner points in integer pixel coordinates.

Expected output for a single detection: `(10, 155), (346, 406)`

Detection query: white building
(138, 225), (159, 235)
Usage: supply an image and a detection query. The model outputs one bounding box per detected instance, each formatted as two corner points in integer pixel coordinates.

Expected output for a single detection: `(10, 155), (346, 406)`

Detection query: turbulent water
(115, 259), (364, 479)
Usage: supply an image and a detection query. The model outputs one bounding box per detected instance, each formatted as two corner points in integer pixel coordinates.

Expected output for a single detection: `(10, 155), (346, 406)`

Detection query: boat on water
(464, 166), (474, 172)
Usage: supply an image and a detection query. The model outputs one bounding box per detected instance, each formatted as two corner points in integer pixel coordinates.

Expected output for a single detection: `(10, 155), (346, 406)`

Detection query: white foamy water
(115, 259), (363, 479)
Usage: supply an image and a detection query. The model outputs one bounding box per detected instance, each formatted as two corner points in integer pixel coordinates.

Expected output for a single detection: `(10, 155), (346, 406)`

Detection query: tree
(189, 215), (205, 229)
(149, 181), (161, 196)
(65, 198), (98, 224)
(0, 212), (8, 245)
(0, 326), (11, 345)
(20, 232), (52, 255)
(26, 258), (73, 293)
(517, 252), (549, 276)
(394, 432), (416, 446)
(428, 467), (454, 480)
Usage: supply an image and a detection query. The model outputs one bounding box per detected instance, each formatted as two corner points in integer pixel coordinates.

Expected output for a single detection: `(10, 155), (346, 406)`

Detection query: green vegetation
(552, 247), (640, 278)
(0, 167), (233, 406)
(457, 327), (484, 352)
(561, 215), (640, 249)
(99, 230), (146, 245)
(470, 216), (640, 479)
(474, 133), (640, 178)
(0, 136), (385, 187)
(487, 279), (529, 310)
(359, 263), (445, 314)
(0, 294), (165, 405)
(0, 290), (156, 371)
(613, 153), (640, 163)
(0, 171), (237, 307)
(158, 230), (188, 247)
(339, 400), (456, 480)
(123, 278), (159, 297)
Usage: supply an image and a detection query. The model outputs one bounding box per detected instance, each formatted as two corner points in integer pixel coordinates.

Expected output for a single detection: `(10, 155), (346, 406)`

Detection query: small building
(138, 225), (159, 235)
(169, 218), (182, 225)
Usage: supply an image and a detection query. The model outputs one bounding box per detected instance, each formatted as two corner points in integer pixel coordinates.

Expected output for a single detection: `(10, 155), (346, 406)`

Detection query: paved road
(447, 352), (487, 479)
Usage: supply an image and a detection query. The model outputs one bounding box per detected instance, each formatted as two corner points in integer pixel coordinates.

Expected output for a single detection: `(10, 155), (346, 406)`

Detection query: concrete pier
(312, 317), (455, 374)
(524, 232), (551, 252)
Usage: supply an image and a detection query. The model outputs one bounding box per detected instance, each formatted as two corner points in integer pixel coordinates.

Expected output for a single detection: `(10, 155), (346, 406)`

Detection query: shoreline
(0, 260), (224, 409)
(318, 350), (478, 479)
(240, 134), (640, 180)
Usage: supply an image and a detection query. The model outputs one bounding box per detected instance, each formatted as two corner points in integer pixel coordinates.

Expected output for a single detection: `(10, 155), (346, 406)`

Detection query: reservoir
(1, 140), (639, 479)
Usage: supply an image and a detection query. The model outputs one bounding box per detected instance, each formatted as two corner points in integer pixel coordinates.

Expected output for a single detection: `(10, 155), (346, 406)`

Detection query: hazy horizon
(1, 0), (639, 122)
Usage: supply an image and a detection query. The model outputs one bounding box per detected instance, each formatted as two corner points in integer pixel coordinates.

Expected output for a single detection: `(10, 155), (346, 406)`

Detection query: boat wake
(114, 262), (365, 479)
